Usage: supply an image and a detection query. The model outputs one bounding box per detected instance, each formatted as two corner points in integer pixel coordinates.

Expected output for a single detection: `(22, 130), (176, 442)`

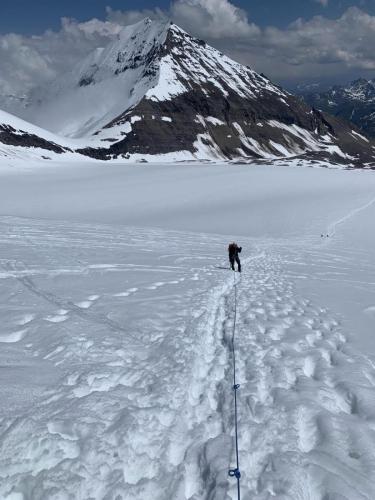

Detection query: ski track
(327, 194), (375, 237)
(1, 216), (375, 499)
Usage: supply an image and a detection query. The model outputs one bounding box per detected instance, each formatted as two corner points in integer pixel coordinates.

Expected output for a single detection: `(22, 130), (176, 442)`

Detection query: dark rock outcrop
(0, 124), (67, 154)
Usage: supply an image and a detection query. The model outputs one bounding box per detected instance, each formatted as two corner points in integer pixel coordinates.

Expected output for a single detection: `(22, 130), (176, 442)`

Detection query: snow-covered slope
(25, 19), (170, 138)
(1, 163), (375, 498)
(0, 109), (83, 162)
(301, 78), (375, 139)
(21, 19), (375, 166)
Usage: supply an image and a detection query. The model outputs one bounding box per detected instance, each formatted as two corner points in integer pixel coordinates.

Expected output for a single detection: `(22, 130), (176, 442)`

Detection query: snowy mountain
(301, 78), (375, 139)
(25, 19), (170, 139)
(20, 18), (373, 166)
(0, 109), (77, 161)
(2, 18), (375, 166)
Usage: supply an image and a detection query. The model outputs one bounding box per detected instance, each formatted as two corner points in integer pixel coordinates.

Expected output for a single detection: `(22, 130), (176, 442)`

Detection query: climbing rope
(228, 269), (241, 500)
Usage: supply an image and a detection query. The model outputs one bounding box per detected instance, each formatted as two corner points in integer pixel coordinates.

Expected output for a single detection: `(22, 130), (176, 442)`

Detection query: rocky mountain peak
(301, 76), (375, 138)
(1, 19), (374, 166)
(344, 78), (375, 101)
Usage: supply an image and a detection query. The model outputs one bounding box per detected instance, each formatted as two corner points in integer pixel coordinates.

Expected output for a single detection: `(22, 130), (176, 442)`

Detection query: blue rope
(228, 270), (241, 500)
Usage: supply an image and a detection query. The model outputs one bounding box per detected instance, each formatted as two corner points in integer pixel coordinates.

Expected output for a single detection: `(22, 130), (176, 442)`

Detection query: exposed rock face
(301, 78), (375, 139)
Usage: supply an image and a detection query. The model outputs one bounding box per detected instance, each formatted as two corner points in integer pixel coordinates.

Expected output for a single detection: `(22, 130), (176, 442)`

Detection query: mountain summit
(2, 18), (375, 166)
(27, 18), (171, 138)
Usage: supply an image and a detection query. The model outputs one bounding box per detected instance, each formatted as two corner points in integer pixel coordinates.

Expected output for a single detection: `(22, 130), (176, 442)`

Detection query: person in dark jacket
(228, 242), (242, 272)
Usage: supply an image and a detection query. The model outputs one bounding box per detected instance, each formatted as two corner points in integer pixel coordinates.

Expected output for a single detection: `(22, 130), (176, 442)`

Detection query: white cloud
(0, 17), (121, 100)
(260, 8), (375, 71)
(181, 5), (375, 81)
(105, 0), (259, 39)
(171, 0), (260, 38)
(105, 6), (167, 25)
(0, 34), (55, 96)
(170, 3), (375, 81)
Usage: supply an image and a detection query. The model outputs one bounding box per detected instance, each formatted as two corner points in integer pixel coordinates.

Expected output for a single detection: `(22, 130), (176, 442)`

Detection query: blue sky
(1, 0), (374, 34)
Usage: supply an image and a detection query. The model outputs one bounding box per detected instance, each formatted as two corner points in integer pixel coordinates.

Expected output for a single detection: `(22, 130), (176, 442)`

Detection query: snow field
(1, 164), (375, 498)
(233, 250), (375, 498)
(0, 218), (238, 498)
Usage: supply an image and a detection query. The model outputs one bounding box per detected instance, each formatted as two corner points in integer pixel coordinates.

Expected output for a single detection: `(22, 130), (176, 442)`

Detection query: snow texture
(1, 162), (375, 499)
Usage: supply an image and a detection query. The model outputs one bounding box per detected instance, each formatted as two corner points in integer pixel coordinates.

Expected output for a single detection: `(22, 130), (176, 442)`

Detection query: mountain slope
(25, 19), (170, 139)
(76, 22), (375, 165)
(10, 20), (375, 166)
(301, 78), (375, 139)
(0, 109), (77, 161)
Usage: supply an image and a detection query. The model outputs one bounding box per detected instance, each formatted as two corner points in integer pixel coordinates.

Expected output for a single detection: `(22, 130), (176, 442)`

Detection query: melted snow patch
(232, 122), (273, 159)
(269, 140), (293, 157)
(194, 114), (206, 127)
(267, 120), (322, 152)
(93, 121), (132, 145)
(351, 130), (369, 143)
(323, 144), (347, 159)
(193, 133), (224, 160)
(206, 117), (225, 126)
(111, 150), (196, 163)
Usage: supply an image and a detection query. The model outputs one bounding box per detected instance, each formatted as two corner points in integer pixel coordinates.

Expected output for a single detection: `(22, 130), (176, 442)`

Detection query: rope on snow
(228, 270), (241, 500)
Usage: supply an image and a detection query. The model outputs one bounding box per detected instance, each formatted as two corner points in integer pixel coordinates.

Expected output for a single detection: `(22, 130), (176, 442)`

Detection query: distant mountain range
(1, 19), (374, 167)
(300, 78), (375, 139)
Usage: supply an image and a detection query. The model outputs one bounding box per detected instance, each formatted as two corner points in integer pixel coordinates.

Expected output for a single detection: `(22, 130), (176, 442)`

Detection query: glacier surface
(1, 162), (375, 499)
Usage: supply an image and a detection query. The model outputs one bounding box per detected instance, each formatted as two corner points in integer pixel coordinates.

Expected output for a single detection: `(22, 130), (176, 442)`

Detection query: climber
(228, 242), (242, 272)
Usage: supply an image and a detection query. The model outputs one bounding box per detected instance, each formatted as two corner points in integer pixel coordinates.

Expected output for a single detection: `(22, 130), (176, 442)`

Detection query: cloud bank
(0, 17), (122, 98)
(0, 0), (374, 104)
